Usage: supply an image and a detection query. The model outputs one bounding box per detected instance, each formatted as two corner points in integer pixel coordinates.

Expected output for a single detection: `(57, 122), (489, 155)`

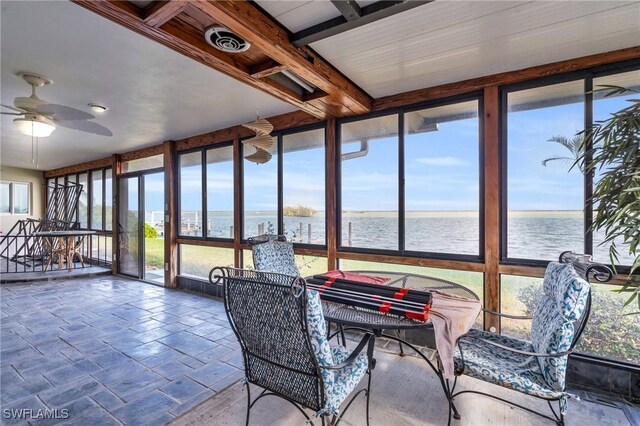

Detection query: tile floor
(1, 276), (242, 425)
(2, 276), (637, 426)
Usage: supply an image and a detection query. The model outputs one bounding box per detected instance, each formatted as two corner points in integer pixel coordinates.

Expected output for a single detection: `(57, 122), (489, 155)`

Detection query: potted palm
(577, 86), (640, 314)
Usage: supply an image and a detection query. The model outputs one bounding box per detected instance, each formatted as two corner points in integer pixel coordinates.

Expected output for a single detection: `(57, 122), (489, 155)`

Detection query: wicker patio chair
(248, 234), (300, 277)
(210, 267), (376, 425)
(447, 252), (613, 426)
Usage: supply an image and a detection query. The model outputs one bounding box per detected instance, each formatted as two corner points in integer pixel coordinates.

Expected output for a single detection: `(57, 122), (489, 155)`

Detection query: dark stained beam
(292, 0), (435, 46)
(330, 0), (361, 22)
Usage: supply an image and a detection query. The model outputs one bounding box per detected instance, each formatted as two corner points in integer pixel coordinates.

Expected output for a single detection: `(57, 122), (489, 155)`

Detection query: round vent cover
(204, 26), (250, 53)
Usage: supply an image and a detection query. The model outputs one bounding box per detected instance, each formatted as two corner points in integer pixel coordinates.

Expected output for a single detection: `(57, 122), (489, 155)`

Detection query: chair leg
(245, 382), (251, 426)
(446, 378), (461, 424)
(557, 400), (565, 426)
(339, 325), (346, 347)
(365, 371), (372, 426)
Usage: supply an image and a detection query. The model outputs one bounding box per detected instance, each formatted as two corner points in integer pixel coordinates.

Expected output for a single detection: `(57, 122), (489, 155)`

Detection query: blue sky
(166, 88), (633, 213)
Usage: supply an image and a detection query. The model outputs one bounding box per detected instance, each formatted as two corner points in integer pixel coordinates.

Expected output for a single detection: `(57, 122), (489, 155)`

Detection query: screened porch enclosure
(41, 59), (640, 372)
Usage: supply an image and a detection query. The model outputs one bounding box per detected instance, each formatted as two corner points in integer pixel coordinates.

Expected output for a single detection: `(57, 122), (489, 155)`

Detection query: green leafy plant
(144, 223), (159, 239)
(517, 284), (640, 363)
(576, 85), (640, 315)
(542, 135), (584, 170)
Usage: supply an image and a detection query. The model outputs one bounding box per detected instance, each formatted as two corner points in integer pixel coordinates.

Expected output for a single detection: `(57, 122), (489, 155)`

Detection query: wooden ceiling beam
(175, 110), (321, 151)
(250, 60), (288, 79)
(143, 1), (187, 28)
(189, 0), (372, 116)
(71, 0), (345, 118)
(72, 0), (371, 118)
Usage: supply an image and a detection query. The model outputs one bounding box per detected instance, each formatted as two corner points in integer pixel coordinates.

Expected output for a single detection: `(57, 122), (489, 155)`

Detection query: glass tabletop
(316, 270), (479, 330)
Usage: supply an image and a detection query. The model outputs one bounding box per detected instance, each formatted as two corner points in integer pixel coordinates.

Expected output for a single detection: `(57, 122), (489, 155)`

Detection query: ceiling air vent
(204, 26), (250, 53)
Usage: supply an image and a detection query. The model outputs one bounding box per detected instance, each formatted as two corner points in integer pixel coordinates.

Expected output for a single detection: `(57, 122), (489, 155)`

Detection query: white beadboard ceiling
(259, 0), (640, 98)
(0, 1), (295, 171)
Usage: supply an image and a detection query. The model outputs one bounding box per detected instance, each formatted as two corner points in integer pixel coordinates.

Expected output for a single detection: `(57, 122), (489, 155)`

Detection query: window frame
(89, 169), (105, 231)
(499, 60), (640, 269)
(279, 123), (328, 249)
(240, 122), (328, 249)
(0, 181), (32, 215)
(336, 92), (485, 263)
(46, 167), (113, 231)
(178, 141), (235, 243)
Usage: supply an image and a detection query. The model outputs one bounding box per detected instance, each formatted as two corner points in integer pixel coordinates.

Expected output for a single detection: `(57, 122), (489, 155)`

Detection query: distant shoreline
(188, 210), (584, 219)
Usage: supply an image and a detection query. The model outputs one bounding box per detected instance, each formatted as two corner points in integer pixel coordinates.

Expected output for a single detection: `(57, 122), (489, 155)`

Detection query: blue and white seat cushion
(531, 262), (589, 390)
(454, 262), (589, 414)
(454, 329), (564, 399)
(306, 290), (369, 415)
(252, 240), (300, 277)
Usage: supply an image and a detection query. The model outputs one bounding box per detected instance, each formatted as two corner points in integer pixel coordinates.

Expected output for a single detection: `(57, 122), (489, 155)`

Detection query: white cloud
(416, 156), (466, 166)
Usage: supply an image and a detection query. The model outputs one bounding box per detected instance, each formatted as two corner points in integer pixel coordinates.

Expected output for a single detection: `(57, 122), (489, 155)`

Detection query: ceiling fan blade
(1, 103), (25, 113)
(1, 112), (22, 116)
(55, 119), (113, 136)
(36, 104), (94, 120)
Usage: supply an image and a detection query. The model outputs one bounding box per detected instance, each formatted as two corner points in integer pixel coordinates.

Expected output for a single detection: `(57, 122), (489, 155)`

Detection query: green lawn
(144, 238), (165, 269)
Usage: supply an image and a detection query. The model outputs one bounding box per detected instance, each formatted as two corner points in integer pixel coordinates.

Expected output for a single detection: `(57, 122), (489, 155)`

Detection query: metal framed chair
(210, 267), (376, 425)
(248, 234), (300, 277)
(447, 252), (613, 425)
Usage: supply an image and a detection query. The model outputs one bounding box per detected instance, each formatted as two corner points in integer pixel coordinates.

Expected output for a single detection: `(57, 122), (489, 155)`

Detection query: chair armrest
(321, 332), (376, 370)
(482, 309), (532, 320)
(457, 334), (573, 358)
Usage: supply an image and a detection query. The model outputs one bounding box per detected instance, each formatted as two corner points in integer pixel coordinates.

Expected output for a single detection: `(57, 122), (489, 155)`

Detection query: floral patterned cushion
(252, 240), (300, 277)
(454, 329), (566, 401)
(306, 290), (369, 415)
(530, 262), (590, 391)
(541, 262), (590, 321)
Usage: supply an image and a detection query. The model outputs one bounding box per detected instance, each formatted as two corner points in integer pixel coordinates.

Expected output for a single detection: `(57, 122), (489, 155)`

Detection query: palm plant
(576, 86), (640, 315)
(542, 135), (584, 170)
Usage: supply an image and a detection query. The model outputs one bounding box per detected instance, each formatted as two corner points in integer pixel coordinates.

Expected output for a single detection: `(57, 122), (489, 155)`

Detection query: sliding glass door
(118, 176), (140, 277)
(118, 171), (165, 283)
(143, 172), (165, 284)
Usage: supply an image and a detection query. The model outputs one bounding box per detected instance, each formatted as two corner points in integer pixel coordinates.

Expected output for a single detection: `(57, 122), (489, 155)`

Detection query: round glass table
(316, 270), (479, 422)
(320, 270), (479, 329)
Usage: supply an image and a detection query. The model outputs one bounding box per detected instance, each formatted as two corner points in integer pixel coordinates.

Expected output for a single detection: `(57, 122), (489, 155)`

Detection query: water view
(167, 209), (635, 265)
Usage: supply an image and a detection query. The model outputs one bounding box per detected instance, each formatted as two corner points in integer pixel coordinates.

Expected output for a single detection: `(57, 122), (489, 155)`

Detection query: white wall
(0, 166), (45, 233)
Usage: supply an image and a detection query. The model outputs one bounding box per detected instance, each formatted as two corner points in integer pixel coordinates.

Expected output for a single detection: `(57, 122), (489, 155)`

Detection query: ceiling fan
(1, 73), (112, 137)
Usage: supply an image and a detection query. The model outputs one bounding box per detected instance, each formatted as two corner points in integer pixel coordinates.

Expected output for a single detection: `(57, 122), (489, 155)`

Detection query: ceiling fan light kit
(14, 114), (55, 137)
(1, 72), (113, 139)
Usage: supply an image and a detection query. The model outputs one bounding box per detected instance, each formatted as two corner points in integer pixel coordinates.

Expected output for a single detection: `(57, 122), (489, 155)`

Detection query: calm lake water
(168, 210), (635, 265)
